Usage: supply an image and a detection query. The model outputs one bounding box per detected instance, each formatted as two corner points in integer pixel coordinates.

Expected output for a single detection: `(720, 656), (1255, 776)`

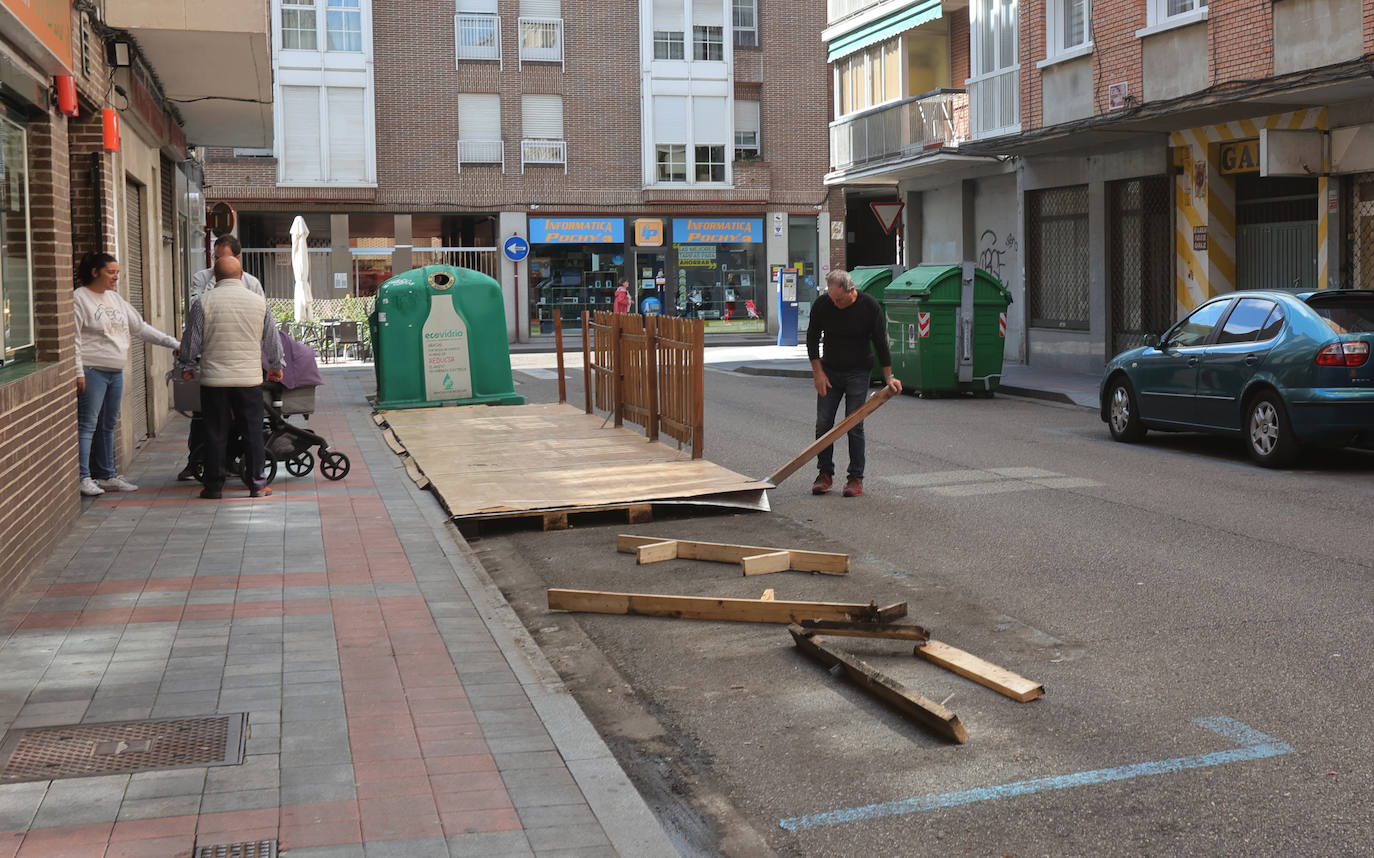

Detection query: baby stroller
(259, 380), (350, 484)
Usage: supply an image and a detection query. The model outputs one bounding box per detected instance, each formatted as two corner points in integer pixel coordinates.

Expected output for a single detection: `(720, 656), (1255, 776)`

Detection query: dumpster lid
(885, 264), (1013, 303)
(849, 265), (903, 297)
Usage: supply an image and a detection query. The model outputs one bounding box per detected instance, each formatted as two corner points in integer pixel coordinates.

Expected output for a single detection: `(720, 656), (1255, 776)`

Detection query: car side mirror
(1143, 333), (1159, 348)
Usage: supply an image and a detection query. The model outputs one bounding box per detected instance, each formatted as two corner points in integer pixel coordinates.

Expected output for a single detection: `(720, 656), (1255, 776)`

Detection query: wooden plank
(798, 619), (930, 642)
(548, 588), (906, 625)
(915, 640), (1044, 702)
(617, 535), (849, 575)
(372, 413), (386, 426)
(403, 457), (429, 489)
(789, 627), (967, 744)
(542, 511), (569, 531)
(768, 387), (897, 486)
(382, 428), (406, 455)
(740, 551), (791, 576)
(553, 308), (567, 404)
(627, 503), (653, 524)
(760, 589), (775, 601)
(635, 540), (680, 564)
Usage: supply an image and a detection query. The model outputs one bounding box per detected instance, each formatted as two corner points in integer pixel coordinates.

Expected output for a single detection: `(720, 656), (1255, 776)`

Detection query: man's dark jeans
(814, 367), (870, 480)
(201, 386), (266, 492)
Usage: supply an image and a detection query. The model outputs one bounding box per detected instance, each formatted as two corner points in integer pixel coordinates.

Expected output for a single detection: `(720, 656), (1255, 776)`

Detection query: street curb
(995, 384), (1077, 406)
(732, 365), (812, 379)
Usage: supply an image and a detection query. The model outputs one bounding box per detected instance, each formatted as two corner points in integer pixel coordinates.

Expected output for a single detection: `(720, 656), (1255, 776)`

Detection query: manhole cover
(195, 841), (278, 858)
(0, 714), (246, 783)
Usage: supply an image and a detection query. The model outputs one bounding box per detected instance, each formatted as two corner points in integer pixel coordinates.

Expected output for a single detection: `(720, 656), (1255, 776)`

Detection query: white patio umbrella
(290, 215), (313, 323)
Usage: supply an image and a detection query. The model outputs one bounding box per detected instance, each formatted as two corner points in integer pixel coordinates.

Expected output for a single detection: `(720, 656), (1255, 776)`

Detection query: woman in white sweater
(74, 251), (180, 497)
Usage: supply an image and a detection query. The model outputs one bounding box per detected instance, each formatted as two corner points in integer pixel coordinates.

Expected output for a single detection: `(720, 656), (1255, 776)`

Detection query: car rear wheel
(1107, 378), (1146, 442)
(1245, 390), (1298, 467)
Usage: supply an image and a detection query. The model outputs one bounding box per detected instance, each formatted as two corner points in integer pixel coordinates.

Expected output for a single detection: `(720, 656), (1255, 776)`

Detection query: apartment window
(456, 0), (499, 62)
(1047, 0), (1091, 58)
(695, 145), (726, 182)
(519, 0), (563, 65)
(835, 38), (900, 118)
(457, 93), (503, 170)
(281, 0), (317, 50)
(654, 30), (684, 59)
(657, 145), (687, 182)
(521, 94), (566, 171)
(326, 0), (362, 51)
(0, 114), (32, 366)
(734, 100), (760, 159)
(969, 0), (1020, 136)
(1150, 0), (1207, 27)
(280, 85), (370, 183)
(693, 26), (723, 60)
(733, 0), (757, 47)
(1026, 185), (1089, 329)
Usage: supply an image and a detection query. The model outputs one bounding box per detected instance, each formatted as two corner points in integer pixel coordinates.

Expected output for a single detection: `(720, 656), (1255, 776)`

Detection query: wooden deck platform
(377, 402), (771, 525)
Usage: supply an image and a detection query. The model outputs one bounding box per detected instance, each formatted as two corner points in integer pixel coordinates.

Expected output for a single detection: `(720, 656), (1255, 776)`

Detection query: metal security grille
(0, 714), (245, 783)
(124, 181), (149, 442)
(1026, 185), (1090, 329)
(1109, 176), (1173, 355)
(1345, 175), (1374, 289)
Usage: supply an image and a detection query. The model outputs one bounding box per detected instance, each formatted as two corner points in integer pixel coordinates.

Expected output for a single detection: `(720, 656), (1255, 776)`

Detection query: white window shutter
(653, 0), (684, 31)
(282, 85), (322, 181)
(693, 0), (724, 28)
(733, 99), (759, 136)
(327, 87), (367, 181)
(692, 96), (727, 144)
(458, 93), (502, 139)
(519, 0), (560, 16)
(459, 0), (498, 12)
(521, 95), (563, 138)
(653, 95), (688, 143)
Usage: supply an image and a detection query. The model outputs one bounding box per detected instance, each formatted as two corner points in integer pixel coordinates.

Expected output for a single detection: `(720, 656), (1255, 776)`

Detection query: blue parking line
(779, 716), (1294, 832)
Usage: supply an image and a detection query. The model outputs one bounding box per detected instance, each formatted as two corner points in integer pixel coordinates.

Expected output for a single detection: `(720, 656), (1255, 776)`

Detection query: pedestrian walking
(614, 279), (632, 313)
(178, 235), (265, 481)
(177, 255), (284, 499)
(73, 251), (182, 497)
(806, 268), (901, 497)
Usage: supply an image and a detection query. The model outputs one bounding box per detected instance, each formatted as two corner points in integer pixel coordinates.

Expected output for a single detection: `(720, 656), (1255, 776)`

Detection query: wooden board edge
(547, 589), (904, 625)
(636, 540), (680, 565)
(915, 640), (1044, 702)
(740, 551), (791, 576)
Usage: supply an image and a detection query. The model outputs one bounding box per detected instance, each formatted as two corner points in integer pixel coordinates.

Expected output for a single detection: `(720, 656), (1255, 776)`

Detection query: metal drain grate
(194, 841), (278, 858)
(0, 714), (246, 783)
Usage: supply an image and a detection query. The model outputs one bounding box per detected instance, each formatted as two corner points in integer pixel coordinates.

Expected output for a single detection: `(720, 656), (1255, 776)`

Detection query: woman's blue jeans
(814, 367), (870, 480)
(77, 368), (123, 480)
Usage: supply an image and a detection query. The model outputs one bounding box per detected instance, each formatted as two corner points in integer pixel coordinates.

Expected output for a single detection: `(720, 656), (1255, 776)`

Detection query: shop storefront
(527, 213), (769, 335)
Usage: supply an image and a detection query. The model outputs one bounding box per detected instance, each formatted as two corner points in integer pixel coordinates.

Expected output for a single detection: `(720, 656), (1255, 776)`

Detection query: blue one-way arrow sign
(503, 236), (530, 262)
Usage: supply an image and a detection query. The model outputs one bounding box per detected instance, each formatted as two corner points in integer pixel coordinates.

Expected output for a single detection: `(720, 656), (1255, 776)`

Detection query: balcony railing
(968, 66), (1021, 139)
(519, 17), (564, 68)
(455, 13), (500, 66)
(521, 139), (567, 172)
(457, 139), (504, 172)
(829, 89), (967, 172)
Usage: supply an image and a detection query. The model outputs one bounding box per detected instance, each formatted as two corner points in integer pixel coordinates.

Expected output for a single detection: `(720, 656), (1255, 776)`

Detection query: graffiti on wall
(979, 229), (1018, 281)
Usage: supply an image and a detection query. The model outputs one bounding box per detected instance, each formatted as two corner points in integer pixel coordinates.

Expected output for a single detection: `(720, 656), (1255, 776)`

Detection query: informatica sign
(529, 218), (625, 243)
(672, 218), (764, 244)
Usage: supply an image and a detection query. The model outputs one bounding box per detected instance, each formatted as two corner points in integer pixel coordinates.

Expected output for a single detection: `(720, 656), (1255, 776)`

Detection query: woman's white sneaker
(79, 477), (105, 496)
(98, 475), (138, 492)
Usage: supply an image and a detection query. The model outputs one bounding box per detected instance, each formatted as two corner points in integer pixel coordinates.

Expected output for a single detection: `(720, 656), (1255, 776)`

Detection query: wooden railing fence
(582, 311), (704, 458)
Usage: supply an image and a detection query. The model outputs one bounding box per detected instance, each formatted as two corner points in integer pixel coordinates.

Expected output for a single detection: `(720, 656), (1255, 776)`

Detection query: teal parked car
(1100, 289), (1374, 467)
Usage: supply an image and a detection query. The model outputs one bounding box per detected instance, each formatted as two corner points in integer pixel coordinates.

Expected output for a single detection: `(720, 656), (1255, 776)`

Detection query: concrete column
(961, 179), (977, 263)
(903, 189), (922, 268)
(330, 214), (351, 296)
(1087, 181), (1108, 364)
(393, 214), (412, 274)
(765, 209), (788, 335)
(498, 210), (527, 342)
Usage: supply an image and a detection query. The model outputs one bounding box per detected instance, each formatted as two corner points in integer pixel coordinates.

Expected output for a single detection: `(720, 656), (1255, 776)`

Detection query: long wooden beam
(915, 640), (1044, 702)
(616, 534), (849, 575)
(789, 626), (967, 744)
(548, 588), (906, 624)
(767, 386), (897, 486)
(798, 618), (930, 642)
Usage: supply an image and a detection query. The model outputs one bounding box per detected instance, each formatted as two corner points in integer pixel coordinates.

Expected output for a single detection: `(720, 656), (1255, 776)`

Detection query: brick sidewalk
(0, 368), (675, 858)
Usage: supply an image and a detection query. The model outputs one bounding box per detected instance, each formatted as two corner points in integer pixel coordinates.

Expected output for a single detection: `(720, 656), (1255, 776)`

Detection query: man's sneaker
(843, 477), (863, 497)
(98, 475), (138, 492)
(176, 464), (199, 482)
(79, 477), (105, 497)
(198, 487), (222, 500)
(250, 486), (273, 498)
(811, 473), (833, 495)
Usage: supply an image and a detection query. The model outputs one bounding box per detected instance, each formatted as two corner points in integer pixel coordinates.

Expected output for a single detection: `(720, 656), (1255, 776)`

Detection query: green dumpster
(369, 265), (525, 409)
(849, 265), (902, 383)
(883, 263), (1012, 396)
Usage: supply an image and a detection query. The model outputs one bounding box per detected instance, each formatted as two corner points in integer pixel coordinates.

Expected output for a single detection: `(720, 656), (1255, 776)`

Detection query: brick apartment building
(203, 0), (840, 340)
(825, 0), (1374, 375)
(0, 1), (270, 607)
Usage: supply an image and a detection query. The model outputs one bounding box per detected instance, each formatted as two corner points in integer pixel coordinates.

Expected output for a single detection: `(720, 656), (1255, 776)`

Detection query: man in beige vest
(177, 255), (284, 499)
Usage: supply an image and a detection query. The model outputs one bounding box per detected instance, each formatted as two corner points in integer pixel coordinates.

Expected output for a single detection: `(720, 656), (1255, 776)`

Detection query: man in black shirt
(805, 269), (902, 497)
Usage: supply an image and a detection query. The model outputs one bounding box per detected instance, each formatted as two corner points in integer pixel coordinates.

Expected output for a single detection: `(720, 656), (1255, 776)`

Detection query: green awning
(827, 0), (943, 63)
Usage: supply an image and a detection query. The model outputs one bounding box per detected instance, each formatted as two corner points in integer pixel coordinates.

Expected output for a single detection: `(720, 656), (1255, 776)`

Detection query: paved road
(481, 362), (1374, 857)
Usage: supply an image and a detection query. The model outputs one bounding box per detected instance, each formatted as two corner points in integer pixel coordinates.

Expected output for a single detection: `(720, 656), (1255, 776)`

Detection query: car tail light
(1315, 341), (1370, 367)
